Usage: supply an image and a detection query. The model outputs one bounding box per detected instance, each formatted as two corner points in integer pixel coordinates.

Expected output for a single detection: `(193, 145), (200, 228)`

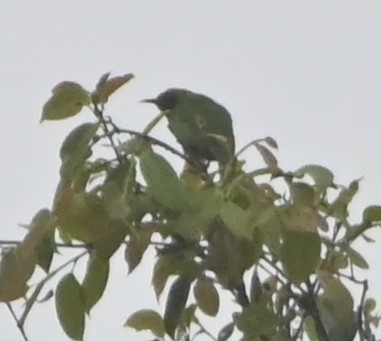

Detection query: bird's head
(141, 88), (186, 111)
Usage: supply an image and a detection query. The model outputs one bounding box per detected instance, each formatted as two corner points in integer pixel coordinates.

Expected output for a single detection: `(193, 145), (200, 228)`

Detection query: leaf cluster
(1, 73), (381, 341)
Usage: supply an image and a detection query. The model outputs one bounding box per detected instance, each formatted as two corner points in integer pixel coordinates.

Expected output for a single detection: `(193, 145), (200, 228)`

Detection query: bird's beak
(140, 98), (157, 104)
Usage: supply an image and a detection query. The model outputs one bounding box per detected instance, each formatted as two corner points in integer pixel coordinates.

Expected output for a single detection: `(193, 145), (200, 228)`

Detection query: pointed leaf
(193, 276), (219, 316)
(35, 229), (55, 272)
(217, 322), (235, 341)
(124, 309), (165, 338)
(81, 254), (109, 312)
(254, 143), (278, 168)
(345, 246), (369, 269)
(41, 82), (90, 121)
(92, 73), (134, 104)
(264, 136), (278, 149)
(20, 209), (56, 257)
(55, 273), (85, 341)
(294, 165), (334, 191)
(317, 272), (356, 341)
(164, 276), (191, 339)
(125, 229), (153, 273)
(139, 151), (188, 211)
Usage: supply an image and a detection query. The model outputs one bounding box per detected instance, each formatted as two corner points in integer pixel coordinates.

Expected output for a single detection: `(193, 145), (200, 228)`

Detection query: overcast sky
(1, 1), (381, 340)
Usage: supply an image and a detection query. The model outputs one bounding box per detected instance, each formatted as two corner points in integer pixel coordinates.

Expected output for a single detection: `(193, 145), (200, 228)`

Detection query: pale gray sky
(1, 1), (381, 340)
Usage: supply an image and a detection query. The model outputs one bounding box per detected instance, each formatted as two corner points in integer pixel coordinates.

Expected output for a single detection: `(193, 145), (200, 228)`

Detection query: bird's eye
(156, 91), (177, 111)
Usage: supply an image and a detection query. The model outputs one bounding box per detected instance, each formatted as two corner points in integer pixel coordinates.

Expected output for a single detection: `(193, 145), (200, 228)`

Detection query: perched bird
(142, 88), (235, 171)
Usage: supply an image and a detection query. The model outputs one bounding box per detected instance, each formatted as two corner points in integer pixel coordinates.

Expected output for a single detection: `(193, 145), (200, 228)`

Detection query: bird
(142, 88), (235, 172)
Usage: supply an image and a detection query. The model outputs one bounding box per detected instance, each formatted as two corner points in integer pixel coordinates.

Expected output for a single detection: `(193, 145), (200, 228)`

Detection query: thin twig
(193, 319), (217, 341)
(93, 105), (123, 164)
(357, 280), (369, 341)
(6, 303), (29, 341)
(0, 240), (89, 249)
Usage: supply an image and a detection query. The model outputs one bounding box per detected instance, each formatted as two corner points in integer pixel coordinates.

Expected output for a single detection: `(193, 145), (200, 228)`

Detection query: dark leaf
(193, 276), (219, 316)
(164, 276), (191, 339)
(124, 309), (165, 338)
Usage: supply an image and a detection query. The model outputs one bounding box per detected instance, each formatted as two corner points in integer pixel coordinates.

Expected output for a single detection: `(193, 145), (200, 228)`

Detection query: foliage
(1, 72), (381, 341)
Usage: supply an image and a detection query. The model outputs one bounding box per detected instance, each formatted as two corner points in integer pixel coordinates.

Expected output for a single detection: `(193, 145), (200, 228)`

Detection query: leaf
(41, 82), (90, 121)
(291, 182), (315, 208)
(92, 73), (134, 104)
(124, 309), (165, 338)
(164, 276), (191, 339)
(20, 209), (56, 257)
(317, 272), (356, 341)
(363, 205), (381, 223)
(254, 143), (278, 168)
(234, 298), (278, 337)
(193, 276), (219, 316)
(219, 201), (252, 240)
(303, 316), (320, 341)
(345, 246), (369, 269)
(264, 136), (278, 149)
(151, 255), (199, 300)
(35, 229), (56, 273)
(0, 247), (36, 302)
(125, 228), (153, 273)
(139, 150), (188, 211)
(294, 165), (334, 192)
(280, 229), (321, 283)
(59, 123), (100, 180)
(217, 322), (235, 341)
(169, 189), (221, 240)
(55, 191), (110, 243)
(55, 273), (85, 341)
(81, 254), (110, 313)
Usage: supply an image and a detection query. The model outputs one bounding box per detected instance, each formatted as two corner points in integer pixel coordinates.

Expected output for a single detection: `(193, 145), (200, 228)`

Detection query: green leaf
(125, 228), (153, 273)
(0, 247), (36, 302)
(303, 316), (320, 341)
(41, 82), (90, 121)
(59, 123), (99, 180)
(55, 273), (85, 341)
(164, 276), (191, 339)
(317, 272), (356, 341)
(139, 150), (187, 212)
(193, 276), (219, 316)
(35, 229), (55, 273)
(81, 254), (109, 313)
(20, 209), (56, 257)
(92, 73), (134, 104)
(124, 309), (165, 338)
(151, 255), (199, 300)
(219, 201), (252, 239)
(345, 246), (369, 269)
(363, 205), (381, 223)
(235, 298), (278, 337)
(294, 164), (334, 191)
(280, 229), (321, 283)
(169, 188), (220, 240)
(291, 182), (315, 208)
(217, 322), (235, 341)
